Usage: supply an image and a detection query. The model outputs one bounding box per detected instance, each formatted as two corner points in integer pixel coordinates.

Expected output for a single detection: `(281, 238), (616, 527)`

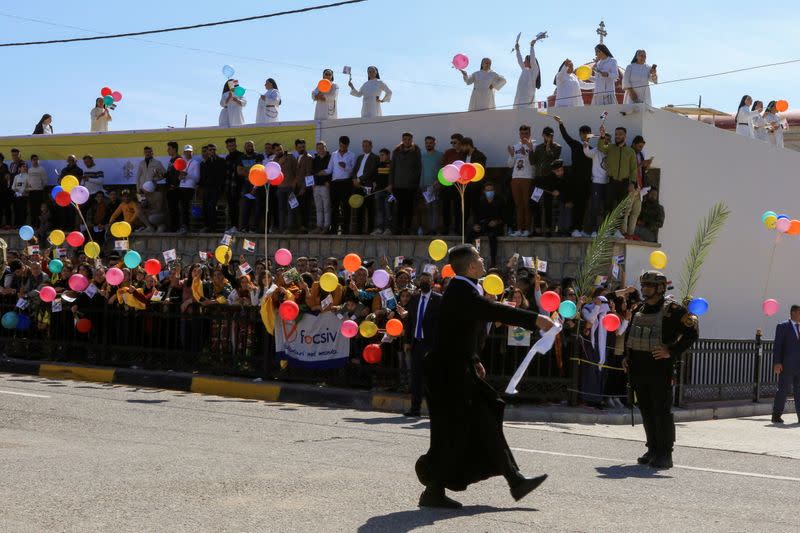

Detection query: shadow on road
(126, 399), (169, 404)
(343, 416), (430, 429)
(595, 464), (672, 479)
(357, 505), (536, 533)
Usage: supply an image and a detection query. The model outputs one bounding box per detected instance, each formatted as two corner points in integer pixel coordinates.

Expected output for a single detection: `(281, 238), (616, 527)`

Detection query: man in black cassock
(415, 244), (554, 508)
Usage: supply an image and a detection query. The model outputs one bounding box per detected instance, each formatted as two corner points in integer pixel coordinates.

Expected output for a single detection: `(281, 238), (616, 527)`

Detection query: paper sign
(423, 264), (437, 276)
(56, 247), (67, 258)
(343, 65), (351, 75)
(612, 263), (620, 279)
(522, 256), (535, 269)
(150, 291), (164, 303)
(380, 288), (397, 310)
(243, 239), (256, 252)
(507, 326), (531, 347)
(321, 294), (333, 309)
(422, 189), (436, 204)
(244, 193), (256, 200)
(163, 249), (177, 263)
(52, 299), (62, 313)
(239, 262), (252, 276)
(536, 259), (548, 273)
(16, 298), (28, 310)
(288, 193), (299, 209)
(305, 175), (315, 187)
(594, 275), (608, 287)
(394, 256), (404, 269)
(220, 234), (232, 246)
(85, 284), (98, 298)
(114, 240), (129, 251)
(199, 251), (209, 261)
(531, 187), (544, 203)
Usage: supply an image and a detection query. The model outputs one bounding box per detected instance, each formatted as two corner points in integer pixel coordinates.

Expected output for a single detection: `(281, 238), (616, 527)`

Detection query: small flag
(199, 251), (209, 261)
(163, 249), (177, 263)
(536, 101), (548, 110)
(243, 239), (256, 253)
(219, 233), (232, 246)
(239, 262), (253, 276)
(599, 111), (609, 121)
(114, 240), (129, 251)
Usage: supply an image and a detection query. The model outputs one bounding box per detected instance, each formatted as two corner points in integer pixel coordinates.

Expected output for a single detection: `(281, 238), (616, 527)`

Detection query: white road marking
(0, 389), (50, 398)
(511, 447), (800, 482)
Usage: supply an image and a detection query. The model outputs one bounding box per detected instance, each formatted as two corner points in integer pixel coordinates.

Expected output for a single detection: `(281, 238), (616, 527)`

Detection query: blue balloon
(558, 300), (578, 319)
(49, 259), (64, 274)
(688, 298), (709, 316)
(2, 311), (19, 329)
(18, 225), (34, 241)
(222, 64), (235, 78)
(777, 214), (789, 220)
(124, 250), (142, 268)
(16, 314), (31, 331)
(51, 185), (63, 200)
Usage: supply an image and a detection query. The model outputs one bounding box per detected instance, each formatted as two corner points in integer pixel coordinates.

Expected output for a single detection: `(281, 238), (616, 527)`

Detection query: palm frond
(576, 194), (632, 297)
(678, 202), (731, 302)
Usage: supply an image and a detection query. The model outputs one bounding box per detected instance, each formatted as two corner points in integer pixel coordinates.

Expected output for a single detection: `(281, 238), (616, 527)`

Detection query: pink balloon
(776, 218), (791, 233)
(111, 90), (123, 102)
(40, 286), (56, 303)
(265, 161), (282, 180)
(371, 269), (390, 289)
(762, 298), (780, 317)
(106, 267), (124, 286)
(68, 274), (89, 292)
(341, 320), (359, 338)
(275, 248), (292, 266)
(452, 53), (469, 70)
(442, 164), (460, 183)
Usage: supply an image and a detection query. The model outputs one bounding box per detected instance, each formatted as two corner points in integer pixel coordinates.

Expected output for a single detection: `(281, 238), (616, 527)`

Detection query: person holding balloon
(90, 97), (112, 132)
(553, 59), (585, 108)
(219, 79), (247, 128)
(460, 57), (507, 112)
(764, 101), (788, 149)
(108, 190), (152, 232)
(312, 69), (338, 120)
(348, 66), (392, 118)
(622, 270), (698, 469)
(255, 78), (281, 124)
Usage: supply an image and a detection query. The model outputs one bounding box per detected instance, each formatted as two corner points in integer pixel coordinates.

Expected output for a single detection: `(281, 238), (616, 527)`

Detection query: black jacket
(389, 144), (422, 189)
(200, 155), (228, 196)
(559, 123), (592, 181)
(352, 152), (380, 187)
(404, 291), (442, 347)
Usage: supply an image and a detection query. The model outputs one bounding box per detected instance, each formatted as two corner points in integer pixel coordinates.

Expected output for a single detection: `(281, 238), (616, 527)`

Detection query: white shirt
(26, 166), (47, 191)
(454, 276), (484, 296)
(513, 43), (539, 108)
(555, 65), (584, 108)
(326, 150), (356, 181)
(90, 106), (111, 132)
(350, 79), (392, 118)
(592, 57), (618, 105)
(508, 141), (534, 179)
(180, 157), (200, 189)
(463, 69), (507, 111)
(583, 145), (608, 184)
(356, 152), (370, 178)
(12, 173), (28, 196)
(82, 165), (105, 195)
(414, 291), (432, 340)
(622, 63), (657, 105)
(312, 83), (339, 120)
(219, 91), (246, 128)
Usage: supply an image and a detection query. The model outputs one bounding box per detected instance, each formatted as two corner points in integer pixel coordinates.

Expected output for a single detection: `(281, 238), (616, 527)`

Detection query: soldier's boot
(637, 413), (656, 465)
(650, 414), (675, 469)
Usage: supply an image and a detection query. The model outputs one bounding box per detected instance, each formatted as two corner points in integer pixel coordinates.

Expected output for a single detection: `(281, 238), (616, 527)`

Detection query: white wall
(641, 109), (800, 340)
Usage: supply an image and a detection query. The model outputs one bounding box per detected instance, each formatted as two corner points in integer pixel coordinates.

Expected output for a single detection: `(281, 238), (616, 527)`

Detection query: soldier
(623, 271), (698, 469)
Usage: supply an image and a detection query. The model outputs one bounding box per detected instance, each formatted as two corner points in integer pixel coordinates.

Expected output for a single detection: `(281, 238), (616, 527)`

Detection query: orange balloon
(317, 79), (332, 93)
(776, 100), (789, 112)
(386, 318), (404, 337)
(442, 264), (455, 278)
(343, 253), (362, 273)
(788, 220), (800, 236)
(248, 164), (267, 186)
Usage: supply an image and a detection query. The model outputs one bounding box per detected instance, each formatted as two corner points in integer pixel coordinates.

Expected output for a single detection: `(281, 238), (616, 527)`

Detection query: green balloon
(103, 95), (114, 106)
(233, 85), (246, 97)
(437, 169), (454, 187)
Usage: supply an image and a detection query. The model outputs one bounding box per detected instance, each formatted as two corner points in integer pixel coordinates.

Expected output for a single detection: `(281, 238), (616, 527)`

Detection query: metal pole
(754, 328), (763, 403)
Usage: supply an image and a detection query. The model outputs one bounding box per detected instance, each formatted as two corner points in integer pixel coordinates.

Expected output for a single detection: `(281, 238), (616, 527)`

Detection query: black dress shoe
(418, 487), (462, 509)
(772, 414), (784, 424)
(649, 453), (673, 469)
(510, 474), (548, 501)
(637, 450), (654, 465)
(404, 410), (421, 417)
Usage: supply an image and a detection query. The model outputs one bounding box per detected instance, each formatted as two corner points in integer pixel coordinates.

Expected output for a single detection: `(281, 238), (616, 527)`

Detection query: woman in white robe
(553, 59), (585, 107)
(460, 58), (507, 111)
(255, 78), (281, 124)
(218, 80), (246, 128)
(348, 66), (392, 118)
(751, 100), (769, 142)
(764, 101), (787, 148)
(734, 95), (756, 138)
(513, 40), (540, 108)
(622, 49), (658, 105)
(311, 68), (338, 120)
(591, 44), (618, 106)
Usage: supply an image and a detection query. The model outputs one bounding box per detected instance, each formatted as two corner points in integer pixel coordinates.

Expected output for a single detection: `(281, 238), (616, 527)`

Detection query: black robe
(416, 277), (541, 491)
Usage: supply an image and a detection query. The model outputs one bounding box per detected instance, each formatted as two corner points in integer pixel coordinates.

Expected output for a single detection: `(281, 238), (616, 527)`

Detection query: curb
(0, 357), (790, 424)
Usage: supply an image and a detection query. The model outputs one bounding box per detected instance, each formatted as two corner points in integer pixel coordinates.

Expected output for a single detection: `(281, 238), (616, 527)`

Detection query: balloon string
(457, 182), (465, 245)
(264, 183), (270, 261)
(762, 233), (780, 301)
(72, 202), (95, 243)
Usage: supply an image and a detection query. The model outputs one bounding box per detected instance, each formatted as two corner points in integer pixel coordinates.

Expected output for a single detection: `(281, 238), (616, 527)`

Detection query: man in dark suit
(351, 139), (379, 234)
(415, 244), (553, 509)
(461, 137), (487, 228)
(772, 304), (800, 424)
(403, 271), (442, 417)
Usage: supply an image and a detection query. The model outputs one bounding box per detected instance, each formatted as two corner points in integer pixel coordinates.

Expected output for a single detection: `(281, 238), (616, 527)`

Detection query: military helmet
(640, 270), (667, 286)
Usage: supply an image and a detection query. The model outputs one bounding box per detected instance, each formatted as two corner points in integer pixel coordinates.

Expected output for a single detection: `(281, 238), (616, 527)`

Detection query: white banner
(275, 312), (350, 369)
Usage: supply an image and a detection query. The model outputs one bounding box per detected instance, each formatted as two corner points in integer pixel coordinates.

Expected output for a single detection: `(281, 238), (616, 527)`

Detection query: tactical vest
(626, 303), (665, 352)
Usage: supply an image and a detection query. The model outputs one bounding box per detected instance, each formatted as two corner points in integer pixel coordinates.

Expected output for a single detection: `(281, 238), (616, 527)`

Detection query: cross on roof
(596, 20), (607, 44)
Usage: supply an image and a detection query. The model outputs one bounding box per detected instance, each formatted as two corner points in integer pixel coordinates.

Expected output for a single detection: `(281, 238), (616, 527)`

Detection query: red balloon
(602, 313), (622, 332)
(100, 87), (112, 97)
(76, 318), (92, 334)
(144, 259), (162, 276)
(55, 191), (72, 207)
(363, 344), (382, 364)
(540, 291), (561, 313)
(459, 163), (477, 180)
(173, 158), (187, 172)
(269, 172), (284, 186)
(279, 300), (300, 321)
(66, 231), (85, 247)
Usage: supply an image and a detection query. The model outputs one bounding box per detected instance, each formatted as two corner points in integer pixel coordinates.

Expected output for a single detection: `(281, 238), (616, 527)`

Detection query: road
(2, 373), (799, 532)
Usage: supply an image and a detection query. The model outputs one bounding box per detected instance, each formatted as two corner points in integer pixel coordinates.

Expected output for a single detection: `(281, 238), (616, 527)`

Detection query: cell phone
(651, 64), (657, 69)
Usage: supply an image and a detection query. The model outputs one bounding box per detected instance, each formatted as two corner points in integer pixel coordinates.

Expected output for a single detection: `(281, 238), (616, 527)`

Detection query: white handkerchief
(506, 320), (562, 395)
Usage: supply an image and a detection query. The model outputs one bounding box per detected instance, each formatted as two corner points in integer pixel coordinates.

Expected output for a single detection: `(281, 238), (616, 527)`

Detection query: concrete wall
(638, 109), (800, 340)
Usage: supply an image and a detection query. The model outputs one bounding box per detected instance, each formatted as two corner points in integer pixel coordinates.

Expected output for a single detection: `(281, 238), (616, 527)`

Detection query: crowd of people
(734, 96), (789, 148)
(0, 119), (665, 266)
(0, 237), (644, 411)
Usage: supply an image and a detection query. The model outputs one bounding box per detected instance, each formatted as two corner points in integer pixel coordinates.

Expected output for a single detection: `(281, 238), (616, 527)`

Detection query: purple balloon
(442, 164), (460, 183)
(265, 161), (282, 180)
(70, 185), (90, 205)
(372, 269), (390, 289)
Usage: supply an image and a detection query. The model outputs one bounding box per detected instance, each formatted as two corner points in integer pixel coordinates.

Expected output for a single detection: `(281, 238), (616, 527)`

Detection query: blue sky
(1, 0), (797, 135)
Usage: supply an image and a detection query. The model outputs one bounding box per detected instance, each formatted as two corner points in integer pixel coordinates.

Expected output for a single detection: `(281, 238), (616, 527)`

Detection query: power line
(0, 0), (366, 47)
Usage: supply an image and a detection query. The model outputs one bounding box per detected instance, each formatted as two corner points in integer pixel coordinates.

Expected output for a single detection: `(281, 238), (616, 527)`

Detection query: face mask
(485, 191), (495, 201)
(419, 281), (432, 293)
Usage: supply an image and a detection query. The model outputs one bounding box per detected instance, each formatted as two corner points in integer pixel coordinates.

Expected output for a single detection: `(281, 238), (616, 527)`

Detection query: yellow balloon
(319, 272), (339, 293)
(649, 250), (668, 270)
(61, 175), (79, 193)
(575, 65), (592, 81)
(84, 241), (101, 259)
(110, 221), (132, 238)
(348, 194), (364, 209)
(471, 162), (486, 183)
(49, 229), (65, 246)
(764, 215), (778, 229)
(215, 245), (232, 265)
(482, 274), (505, 296)
(359, 320), (378, 338)
(428, 239), (448, 261)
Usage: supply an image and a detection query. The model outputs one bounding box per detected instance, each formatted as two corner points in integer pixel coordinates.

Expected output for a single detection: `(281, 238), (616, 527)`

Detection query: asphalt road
(2, 373), (799, 533)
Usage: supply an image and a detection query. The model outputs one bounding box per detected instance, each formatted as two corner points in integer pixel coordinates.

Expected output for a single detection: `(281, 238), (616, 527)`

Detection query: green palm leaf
(678, 202), (731, 303)
(576, 194), (632, 297)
